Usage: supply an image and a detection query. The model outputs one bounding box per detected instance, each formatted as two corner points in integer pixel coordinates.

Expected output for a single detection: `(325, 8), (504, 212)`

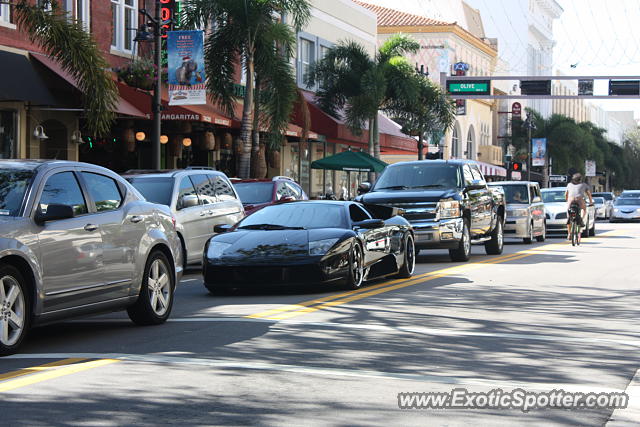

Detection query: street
(1, 222), (639, 426)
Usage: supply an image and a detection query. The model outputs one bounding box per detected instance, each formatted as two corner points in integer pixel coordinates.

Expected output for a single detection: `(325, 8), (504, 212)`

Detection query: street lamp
(134, 1), (168, 170)
(522, 111), (536, 182)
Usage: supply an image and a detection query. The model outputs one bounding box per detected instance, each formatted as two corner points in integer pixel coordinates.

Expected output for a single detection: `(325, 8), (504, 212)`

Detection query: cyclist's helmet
(571, 173), (582, 184)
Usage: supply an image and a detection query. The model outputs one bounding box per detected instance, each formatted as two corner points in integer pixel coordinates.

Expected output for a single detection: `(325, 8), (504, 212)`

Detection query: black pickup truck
(355, 160), (505, 262)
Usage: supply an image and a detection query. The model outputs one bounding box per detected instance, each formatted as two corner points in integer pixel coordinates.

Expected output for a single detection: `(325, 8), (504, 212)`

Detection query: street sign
(512, 102), (522, 117)
(585, 160), (596, 176)
(549, 175), (567, 183)
(447, 80), (491, 95)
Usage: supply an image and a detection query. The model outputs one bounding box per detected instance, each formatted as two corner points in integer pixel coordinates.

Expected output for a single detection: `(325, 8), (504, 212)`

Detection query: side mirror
(178, 194), (199, 210)
(34, 204), (75, 225)
(357, 182), (371, 195)
(277, 196), (295, 203)
(353, 219), (385, 229)
(214, 224), (233, 234)
(466, 179), (486, 191)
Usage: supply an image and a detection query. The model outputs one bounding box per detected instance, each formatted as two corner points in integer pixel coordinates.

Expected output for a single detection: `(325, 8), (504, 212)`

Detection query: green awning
(311, 150), (387, 173)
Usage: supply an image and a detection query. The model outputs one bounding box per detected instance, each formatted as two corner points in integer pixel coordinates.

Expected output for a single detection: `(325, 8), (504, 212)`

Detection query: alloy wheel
(463, 226), (471, 257)
(406, 235), (416, 275)
(147, 259), (171, 317)
(0, 275), (25, 347)
(352, 245), (364, 287)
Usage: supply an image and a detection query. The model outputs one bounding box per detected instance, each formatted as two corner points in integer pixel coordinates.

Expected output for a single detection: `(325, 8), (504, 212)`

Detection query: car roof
(489, 181), (538, 186)
(541, 187), (566, 191)
(387, 159), (475, 167)
(0, 159), (119, 174)
(123, 169), (227, 179)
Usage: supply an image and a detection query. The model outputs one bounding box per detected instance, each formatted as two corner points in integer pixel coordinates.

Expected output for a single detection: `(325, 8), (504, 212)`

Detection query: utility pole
(522, 111), (536, 182)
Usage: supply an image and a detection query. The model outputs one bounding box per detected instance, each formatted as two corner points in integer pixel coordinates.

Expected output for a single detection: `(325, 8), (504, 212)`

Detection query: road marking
(0, 359), (119, 393)
(247, 230), (622, 321)
(1, 352), (625, 393)
(0, 358), (86, 381)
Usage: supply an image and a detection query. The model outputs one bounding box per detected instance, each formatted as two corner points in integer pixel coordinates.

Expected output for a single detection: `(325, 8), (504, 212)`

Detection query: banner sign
(585, 160), (596, 176)
(531, 138), (546, 166)
(168, 30), (206, 106)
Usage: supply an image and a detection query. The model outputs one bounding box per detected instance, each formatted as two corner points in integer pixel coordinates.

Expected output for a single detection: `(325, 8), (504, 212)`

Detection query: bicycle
(568, 202), (582, 246)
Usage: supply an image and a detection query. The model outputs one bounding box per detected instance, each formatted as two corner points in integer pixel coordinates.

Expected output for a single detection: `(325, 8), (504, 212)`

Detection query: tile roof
(353, 1), (452, 27)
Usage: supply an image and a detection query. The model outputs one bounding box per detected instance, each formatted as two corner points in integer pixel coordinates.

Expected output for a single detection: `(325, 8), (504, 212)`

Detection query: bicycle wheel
(571, 221), (578, 246)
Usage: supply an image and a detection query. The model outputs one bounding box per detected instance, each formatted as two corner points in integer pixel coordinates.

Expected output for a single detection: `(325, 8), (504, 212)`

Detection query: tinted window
(286, 182), (303, 199)
(238, 203), (346, 229)
(211, 175), (237, 202)
(593, 197), (605, 205)
(502, 185), (530, 204)
(462, 166), (474, 186)
(621, 191), (640, 198)
(615, 198), (640, 206)
(593, 193), (613, 201)
(234, 182), (273, 204)
(0, 169), (34, 216)
(542, 190), (566, 203)
(190, 174), (216, 204)
(82, 172), (122, 212)
(127, 177), (174, 206)
(373, 164), (461, 190)
(39, 171), (87, 215)
(349, 204), (371, 222)
(470, 166), (485, 183)
(177, 176), (199, 209)
(276, 182), (292, 199)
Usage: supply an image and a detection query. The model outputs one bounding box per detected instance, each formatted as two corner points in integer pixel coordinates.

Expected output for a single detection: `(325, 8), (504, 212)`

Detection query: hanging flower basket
(115, 59), (156, 91)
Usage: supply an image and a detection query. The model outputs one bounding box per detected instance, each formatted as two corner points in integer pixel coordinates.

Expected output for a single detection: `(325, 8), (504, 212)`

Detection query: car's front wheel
(128, 251), (175, 325)
(484, 217), (504, 255)
(449, 218), (471, 262)
(0, 264), (30, 356)
(345, 242), (364, 289)
(396, 234), (416, 279)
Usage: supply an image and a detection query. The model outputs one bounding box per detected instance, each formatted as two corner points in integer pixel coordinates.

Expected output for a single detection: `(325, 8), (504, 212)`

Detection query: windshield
(615, 198), (640, 206)
(126, 177), (174, 206)
(502, 185), (530, 204)
(621, 192), (640, 198)
(593, 197), (605, 205)
(593, 193), (613, 201)
(373, 164), (460, 190)
(542, 190), (566, 203)
(0, 169), (34, 217)
(238, 203), (346, 230)
(233, 182), (274, 204)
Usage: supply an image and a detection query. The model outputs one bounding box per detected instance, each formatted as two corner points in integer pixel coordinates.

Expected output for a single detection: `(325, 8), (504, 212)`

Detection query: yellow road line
(0, 358), (87, 382)
(0, 359), (119, 393)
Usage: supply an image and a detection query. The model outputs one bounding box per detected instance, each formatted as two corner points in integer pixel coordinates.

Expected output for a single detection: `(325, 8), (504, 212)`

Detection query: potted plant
(115, 59), (156, 91)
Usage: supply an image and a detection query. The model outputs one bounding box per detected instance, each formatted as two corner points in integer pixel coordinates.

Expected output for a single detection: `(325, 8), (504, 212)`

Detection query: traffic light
(509, 162), (522, 172)
(519, 80), (551, 95)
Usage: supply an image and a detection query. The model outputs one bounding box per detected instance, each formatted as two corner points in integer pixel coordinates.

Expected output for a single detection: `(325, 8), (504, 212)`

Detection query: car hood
(212, 228), (348, 261)
(615, 204), (640, 210)
(544, 202), (567, 214)
(359, 189), (459, 204)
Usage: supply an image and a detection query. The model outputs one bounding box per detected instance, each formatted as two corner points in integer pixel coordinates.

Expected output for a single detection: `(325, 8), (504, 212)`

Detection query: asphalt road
(1, 222), (639, 426)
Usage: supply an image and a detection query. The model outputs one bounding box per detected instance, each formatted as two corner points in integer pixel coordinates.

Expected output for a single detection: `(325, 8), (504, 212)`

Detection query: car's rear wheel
(449, 219), (471, 262)
(128, 251), (175, 325)
(0, 264), (30, 356)
(536, 222), (546, 242)
(345, 242), (364, 289)
(484, 217), (504, 255)
(396, 234), (416, 279)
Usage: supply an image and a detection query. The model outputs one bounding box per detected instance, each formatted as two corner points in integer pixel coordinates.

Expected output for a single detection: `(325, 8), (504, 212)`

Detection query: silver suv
(124, 169), (245, 266)
(0, 160), (183, 355)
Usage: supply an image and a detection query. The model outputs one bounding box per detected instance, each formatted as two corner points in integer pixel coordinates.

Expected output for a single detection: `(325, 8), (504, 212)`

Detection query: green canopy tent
(311, 150), (388, 199)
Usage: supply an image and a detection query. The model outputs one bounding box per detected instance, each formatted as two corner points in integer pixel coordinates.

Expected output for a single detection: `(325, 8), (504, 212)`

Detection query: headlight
(207, 241), (232, 259)
(309, 238), (339, 256)
(508, 208), (529, 217)
(438, 199), (461, 219)
(614, 208), (620, 213)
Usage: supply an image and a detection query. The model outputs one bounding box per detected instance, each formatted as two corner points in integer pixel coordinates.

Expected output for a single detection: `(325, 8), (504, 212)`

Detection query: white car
(593, 197), (608, 219)
(610, 198), (640, 222)
(541, 187), (596, 237)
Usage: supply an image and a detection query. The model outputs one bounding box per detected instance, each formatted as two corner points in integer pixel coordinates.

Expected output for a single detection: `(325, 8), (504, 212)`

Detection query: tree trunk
(238, 51), (255, 178)
(250, 75), (261, 178)
(418, 133), (424, 160)
(368, 117), (375, 183)
(372, 113), (380, 180)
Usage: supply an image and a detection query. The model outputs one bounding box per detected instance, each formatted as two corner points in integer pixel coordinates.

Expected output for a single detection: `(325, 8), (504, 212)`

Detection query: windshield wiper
(376, 185), (409, 190)
(410, 184), (445, 189)
(238, 224), (306, 230)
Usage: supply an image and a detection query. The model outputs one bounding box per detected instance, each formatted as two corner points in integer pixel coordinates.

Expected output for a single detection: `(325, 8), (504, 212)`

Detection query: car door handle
(130, 215), (143, 223)
(84, 224), (98, 232)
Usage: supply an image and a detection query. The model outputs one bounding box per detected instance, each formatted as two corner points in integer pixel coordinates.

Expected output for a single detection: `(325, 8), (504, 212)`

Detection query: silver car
(124, 169), (245, 266)
(593, 197), (608, 219)
(541, 187), (596, 237)
(610, 198), (640, 222)
(489, 181), (546, 243)
(0, 160), (183, 355)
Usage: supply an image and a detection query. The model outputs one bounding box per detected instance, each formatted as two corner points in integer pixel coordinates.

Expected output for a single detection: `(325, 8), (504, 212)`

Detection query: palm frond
(15, 1), (117, 136)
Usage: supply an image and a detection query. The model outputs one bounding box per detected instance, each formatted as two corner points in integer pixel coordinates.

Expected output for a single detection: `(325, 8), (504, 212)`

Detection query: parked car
(593, 197), (608, 219)
(620, 190), (640, 199)
(610, 198), (640, 222)
(541, 187), (596, 237)
(203, 201), (415, 292)
(488, 181), (545, 243)
(592, 192), (615, 218)
(355, 160), (505, 262)
(233, 176), (308, 216)
(124, 169), (244, 266)
(0, 160), (183, 355)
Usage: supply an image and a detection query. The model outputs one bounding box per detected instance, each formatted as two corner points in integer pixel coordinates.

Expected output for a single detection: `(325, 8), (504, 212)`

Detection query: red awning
(30, 53), (146, 118)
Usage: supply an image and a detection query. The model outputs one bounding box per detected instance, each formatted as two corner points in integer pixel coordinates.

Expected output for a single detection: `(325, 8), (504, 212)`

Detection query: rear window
(0, 169), (34, 216)
(502, 185), (530, 204)
(234, 182), (274, 204)
(593, 193), (613, 201)
(126, 177), (174, 206)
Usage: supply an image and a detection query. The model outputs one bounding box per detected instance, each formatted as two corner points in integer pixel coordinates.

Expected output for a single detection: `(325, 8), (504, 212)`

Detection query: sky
(362, 0), (640, 119)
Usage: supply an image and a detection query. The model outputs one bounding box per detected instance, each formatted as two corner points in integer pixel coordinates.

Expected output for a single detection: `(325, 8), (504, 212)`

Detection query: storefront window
(0, 111), (17, 159)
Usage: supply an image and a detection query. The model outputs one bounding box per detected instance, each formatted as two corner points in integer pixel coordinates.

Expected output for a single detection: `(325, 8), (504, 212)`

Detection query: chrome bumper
(410, 217), (464, 249)
(504, 216), (529, 237)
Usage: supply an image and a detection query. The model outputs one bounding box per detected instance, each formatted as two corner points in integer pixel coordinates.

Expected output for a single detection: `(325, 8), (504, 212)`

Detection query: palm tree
(306, 34), (421, 165)
(181, 0), (311, 179)
(11, 0), (118, 136)
(389, 74), (455, 160)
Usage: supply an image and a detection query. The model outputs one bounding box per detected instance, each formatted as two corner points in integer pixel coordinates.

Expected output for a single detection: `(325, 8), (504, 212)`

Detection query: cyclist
(565, 173), (593, 239)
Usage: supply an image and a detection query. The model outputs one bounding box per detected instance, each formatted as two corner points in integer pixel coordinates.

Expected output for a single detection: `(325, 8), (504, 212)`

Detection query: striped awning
(476, 160), (507, 177)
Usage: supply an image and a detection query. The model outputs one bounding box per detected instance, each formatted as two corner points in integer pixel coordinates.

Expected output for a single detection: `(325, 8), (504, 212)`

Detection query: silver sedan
(0, 160), (183, 355)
